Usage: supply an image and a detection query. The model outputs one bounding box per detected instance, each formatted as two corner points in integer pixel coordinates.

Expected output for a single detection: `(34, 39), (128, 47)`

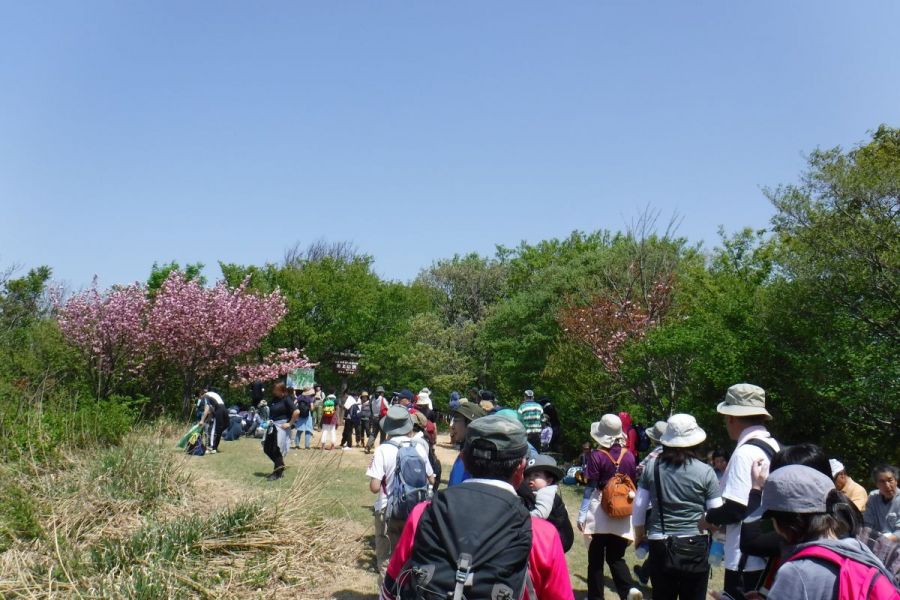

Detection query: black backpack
(636, 424), (650, 452)
(395, 483), (534, 600)
(297, 398), (310, 419)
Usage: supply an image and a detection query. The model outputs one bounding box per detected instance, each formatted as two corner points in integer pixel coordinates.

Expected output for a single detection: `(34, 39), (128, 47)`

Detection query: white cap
(829, 459), (845, 478)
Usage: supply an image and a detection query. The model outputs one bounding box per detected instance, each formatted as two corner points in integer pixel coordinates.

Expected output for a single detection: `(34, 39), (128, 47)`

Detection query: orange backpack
(599, 449), (636, 518)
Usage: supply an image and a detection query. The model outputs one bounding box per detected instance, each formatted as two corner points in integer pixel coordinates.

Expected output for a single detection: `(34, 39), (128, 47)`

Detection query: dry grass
(0, 428), (365, 599)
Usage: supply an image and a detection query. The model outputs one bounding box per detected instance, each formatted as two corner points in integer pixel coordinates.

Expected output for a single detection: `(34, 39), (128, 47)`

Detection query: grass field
(185, 429), (727, 599)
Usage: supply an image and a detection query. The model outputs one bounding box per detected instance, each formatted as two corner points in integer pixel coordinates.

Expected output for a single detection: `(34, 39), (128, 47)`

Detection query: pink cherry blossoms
(233, 348), (313, 386)
(56, 271), (289, 404)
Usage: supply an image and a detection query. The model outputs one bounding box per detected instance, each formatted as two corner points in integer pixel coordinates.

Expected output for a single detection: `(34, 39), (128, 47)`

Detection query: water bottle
(635, 541), (649, 560)
(708, 534), (725, 567)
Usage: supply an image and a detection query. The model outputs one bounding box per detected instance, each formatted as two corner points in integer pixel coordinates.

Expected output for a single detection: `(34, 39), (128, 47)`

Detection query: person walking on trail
(618, 411), (639, 457)
(261, 382), (299, 480)
(340, 392), (359, 449)
(197, 389), (228, 454)
(357, 390), (372, 448)
(416, 387), (433, 412)
(829, 459), (869, 512)
(365, 386), (389, 453)
(366, 406), (434, 588)
(634, 420), (667, 480)
(517, 389), (544, 449)
(447, 402), (486, 487)
(701, 383), (780, 600)
(578, 413), (643, 600)
(633, 414), (723, 600)
(292, 386), (315, 449)
(864, 464), (900, 542)
(381, 415), (574, 600)
(312, 383), (324, 430)
(319, 393), (338, 450)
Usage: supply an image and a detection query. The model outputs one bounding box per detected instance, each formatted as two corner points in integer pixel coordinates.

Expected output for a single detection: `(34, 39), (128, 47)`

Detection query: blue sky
(2, 2), (898, 290)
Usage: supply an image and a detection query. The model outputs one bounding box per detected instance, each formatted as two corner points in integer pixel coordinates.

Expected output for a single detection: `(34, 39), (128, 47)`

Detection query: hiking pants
(340, 419), (355, 447)
(724, 568), (764, 600)
(373, 512), (405, 588)
(648, 538), (710, 600)
(262, 421), (288, 472)
(312, 403), (322, 429)
(588, 533), (636, 600)
(293, 428), (312, 449)
(320, 423), (337, 446)
(209, 407), (228, 450)
(366, 420), (382, 451)
(357, 418), (369, 446)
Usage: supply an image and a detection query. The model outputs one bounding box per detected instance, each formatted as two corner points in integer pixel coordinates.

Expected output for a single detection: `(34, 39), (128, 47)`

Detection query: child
(539, 415), (553, 452)
(521, 454), (574, 552)
(319, 394), (337, 450)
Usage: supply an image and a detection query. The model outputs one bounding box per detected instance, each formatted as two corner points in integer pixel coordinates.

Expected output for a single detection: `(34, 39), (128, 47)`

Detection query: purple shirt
(585, 444), (637, 486)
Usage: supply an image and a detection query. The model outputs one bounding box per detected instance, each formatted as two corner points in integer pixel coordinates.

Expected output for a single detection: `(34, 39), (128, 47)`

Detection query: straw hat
(590, 414), (625, 448)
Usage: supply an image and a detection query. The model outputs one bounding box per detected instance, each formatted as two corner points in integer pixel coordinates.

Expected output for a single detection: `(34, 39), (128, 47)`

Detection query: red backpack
(787, 545), (900, 600)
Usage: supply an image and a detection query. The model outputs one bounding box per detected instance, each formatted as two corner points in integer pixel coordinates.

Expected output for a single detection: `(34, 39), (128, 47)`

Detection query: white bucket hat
(646, 420), (668, 444)
(660, 413), (707, 448)
(716, 383), (772, 420)
(590, 414), (625, 448)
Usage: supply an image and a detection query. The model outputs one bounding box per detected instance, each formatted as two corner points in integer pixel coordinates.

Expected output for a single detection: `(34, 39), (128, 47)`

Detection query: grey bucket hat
(380, 405), (413, 437)
(524, 454), (565, 482)
(761, 464), (835, 517)
(717, 383), (772, 420)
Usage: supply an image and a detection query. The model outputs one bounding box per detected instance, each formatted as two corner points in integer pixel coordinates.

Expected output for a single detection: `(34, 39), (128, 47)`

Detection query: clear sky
(2, 2), (898, 291)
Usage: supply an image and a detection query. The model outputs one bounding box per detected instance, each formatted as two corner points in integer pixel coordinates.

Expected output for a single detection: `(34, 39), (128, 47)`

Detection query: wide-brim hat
(416, 391), (430, 405)
(375, 385), (385, 393)
(360, 391), (369, 397)
(646, 420), (668, 444)
(380, 405), (413, 436)
(451, 403), (486, 423)
(761, 464), (834, 517)
(590, 414), (625, 448)
(302, 387), (315, 396)
(717, 383), (772, 419)
(660, 414), (707, 448)
(410, 410), (429, 430)
(524, 454), (565, 482)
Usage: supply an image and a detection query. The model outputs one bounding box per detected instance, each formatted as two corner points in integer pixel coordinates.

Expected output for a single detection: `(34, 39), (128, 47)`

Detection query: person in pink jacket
(380, 415), (574, 600)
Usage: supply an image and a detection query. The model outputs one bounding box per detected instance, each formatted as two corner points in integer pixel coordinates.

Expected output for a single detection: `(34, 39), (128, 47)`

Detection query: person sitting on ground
(520, 454), (574, 553)
(760, 464), (897, 600)
(830, 459), (868, 512)
(381, 415), (574, 600)
(864, 464), (900, 543)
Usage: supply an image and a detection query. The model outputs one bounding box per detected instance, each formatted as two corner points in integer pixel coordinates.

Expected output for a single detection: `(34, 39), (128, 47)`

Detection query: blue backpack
(185, 430), (206, 456)
(385, 439), (430, 521)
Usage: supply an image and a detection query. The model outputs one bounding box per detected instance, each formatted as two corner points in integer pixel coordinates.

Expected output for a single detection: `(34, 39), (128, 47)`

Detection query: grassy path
(181, 428), (726, 599)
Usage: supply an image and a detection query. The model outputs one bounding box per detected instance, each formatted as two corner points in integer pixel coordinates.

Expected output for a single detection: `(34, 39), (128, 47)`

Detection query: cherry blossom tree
(56, 279), (149, 398)
(232, 348), (313, 387)
(146, 272), (286, 415)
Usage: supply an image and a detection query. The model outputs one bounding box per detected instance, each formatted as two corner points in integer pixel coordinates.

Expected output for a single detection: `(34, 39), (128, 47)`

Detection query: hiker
(517, 389), (544, 449)
(711, 447), (730, 484)
(521, 454), (575, 553)
(197, 389), (228, 454)
(411, 410), (442, 492)
(366, 405), (434, 587)
(537, 395), (561, 452)
(539, 415), (553, 452)
(864, 465), (900, 542)
(634, 420), (667, 480)
(357, 391), (372, 448)
(319, 393), (338, 450)
(478, 389), (498, 413)
(292, 386), (315, 449)
(261, 382), (299, 480)
(760, 464), (898, 600)
(340, 392), (359, 449)
(633, 414), (722, 600)
(447, 402), (486, 486)
(830, 459), (868, 511)
(578, 413), (642, 600)
(312, 383), (324, 430)
(618, 411), (639, 457)
(381, 415), (574, 600)
(701, 383), (780, 600)
(223, 407), (243, 441)
(366, 386), (389, 452)
(448, 390), (461, 411)
(417, 387), (433, 412)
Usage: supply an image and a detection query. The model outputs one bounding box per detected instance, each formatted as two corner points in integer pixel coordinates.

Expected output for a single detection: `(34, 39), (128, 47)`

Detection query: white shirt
(203, 391), (224, 406)
(720, 425), (779, 571)
(343, 395), (357, 410)
(366, 435), (434, 511)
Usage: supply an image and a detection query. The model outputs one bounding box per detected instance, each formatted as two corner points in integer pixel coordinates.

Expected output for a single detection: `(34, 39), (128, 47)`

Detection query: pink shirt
(382, 500), (574, 600)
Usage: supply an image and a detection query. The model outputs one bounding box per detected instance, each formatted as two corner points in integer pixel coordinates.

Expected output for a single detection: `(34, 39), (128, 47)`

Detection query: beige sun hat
(716, 383), (772, 420)
(660, 414), (707, 448)
(645, 420), (668, 444)
(590, 414), (625, 448)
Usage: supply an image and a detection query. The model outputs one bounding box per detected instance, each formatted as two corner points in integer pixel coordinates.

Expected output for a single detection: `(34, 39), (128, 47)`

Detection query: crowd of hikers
(184, 382), (900, 600)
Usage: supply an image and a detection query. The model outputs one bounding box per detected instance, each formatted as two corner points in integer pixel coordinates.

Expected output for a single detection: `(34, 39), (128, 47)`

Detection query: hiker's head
(381, 405), (413, 438)
(761, 464), (860, 545)
(829, 459), (848, 489)
(462, 415), (528, 485)
(449, 403), (485, 446)
(524, 455), (564, 491)
(659, 414), (707, 467)
(711, 447), (729, 473)
(398, 389), (414, 406)
(771, 443), (831, 479)
(272, 382), (287, 399)
(589, 414), (625, 449)
(872, 464), (898, 500)
(717, 383), (771, 440)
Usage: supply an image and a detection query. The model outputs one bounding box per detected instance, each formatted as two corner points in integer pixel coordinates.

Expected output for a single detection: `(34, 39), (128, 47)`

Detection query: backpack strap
(653, 457), (667, 537)
(599, 448), (626, 472)
(741, 437), (776, 461)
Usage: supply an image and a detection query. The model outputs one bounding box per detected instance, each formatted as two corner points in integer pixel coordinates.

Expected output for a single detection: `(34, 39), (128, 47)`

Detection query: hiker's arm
(427, 474), (435, 486)
(369, 477), (382, 494)
(198, 404), (211, 425)
(703, 498), (747, 528)
(281, 408), (300, 430)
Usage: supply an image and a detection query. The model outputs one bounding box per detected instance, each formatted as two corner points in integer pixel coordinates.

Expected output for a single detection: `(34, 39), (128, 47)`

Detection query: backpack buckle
(454, 553), (472, 585)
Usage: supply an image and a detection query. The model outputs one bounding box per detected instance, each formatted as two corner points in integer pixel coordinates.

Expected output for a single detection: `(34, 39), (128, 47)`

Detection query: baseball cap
(466, 414), (528, 461)
(760, 464), (835, 517)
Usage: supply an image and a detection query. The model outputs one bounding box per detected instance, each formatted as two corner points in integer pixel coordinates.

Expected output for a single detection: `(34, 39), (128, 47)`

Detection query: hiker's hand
(281, 423), (291, 430)
(698, 515), (718, 534)
(576, 520), (584, 532)
(751, 458), (768, 490)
